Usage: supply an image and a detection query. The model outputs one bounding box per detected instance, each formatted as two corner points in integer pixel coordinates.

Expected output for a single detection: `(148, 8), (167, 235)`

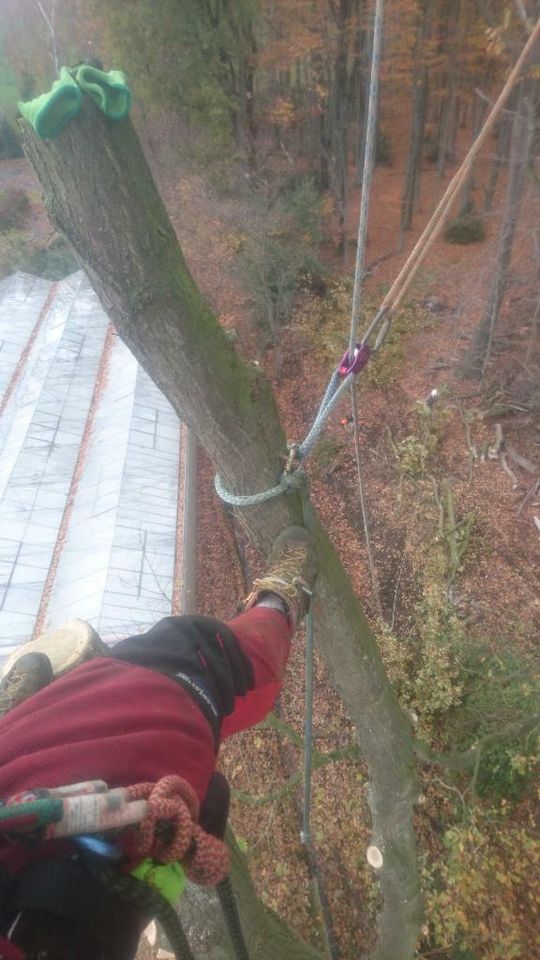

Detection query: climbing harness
(0, 775), (246, 960)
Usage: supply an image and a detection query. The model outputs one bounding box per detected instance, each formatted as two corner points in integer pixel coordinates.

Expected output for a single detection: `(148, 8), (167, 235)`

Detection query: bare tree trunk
(400, 0), (435, 237)
(459, 90), (488, 216)
(483, 104), (513, 213)
(353, 0), (369, 177)
(330, 0), (354, 256)
(20, 102), (422, 960)
(436, 0), (462, 180)
(460, 82), (534, 378)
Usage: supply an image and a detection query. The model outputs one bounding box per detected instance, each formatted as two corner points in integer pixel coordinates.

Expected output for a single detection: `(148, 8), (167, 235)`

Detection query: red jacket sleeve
(221, 607), (292, 739)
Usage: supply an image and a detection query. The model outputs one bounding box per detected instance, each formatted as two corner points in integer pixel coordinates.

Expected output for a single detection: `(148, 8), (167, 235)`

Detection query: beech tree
(21, 100), (422, 960)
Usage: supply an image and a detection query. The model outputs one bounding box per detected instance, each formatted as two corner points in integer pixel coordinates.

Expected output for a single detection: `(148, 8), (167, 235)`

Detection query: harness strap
(13, 859), (142, 959)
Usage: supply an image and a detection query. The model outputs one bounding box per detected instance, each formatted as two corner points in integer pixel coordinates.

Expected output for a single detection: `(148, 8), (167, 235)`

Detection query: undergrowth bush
(424, 814), (539, 960)
(22, 238), (78, 280)
(366, 303), (433, 387)
(239, 175), (325, 355)
(0, 188), (30, 229)
(298, 280), (432, 385)
(391, 433), (433, 478)
(444, 214), (486, 245)
(0, 115), (22, 160)
(0, 229), (28, 280)
(386, 398), (449, 481)
(378, 540), (464, 731)
(448, 643), (539, 800)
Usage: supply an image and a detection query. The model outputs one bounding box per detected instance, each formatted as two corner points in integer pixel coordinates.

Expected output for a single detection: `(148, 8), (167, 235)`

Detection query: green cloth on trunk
(18, 66), (82, 139)
(74, 65), (131, 120)
(18, 65), (131, 139)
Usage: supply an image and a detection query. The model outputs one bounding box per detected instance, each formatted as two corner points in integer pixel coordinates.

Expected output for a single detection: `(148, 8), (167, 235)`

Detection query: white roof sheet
(0, 272), (191, 660)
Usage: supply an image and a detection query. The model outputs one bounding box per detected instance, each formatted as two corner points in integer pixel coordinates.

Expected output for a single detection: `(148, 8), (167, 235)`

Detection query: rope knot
(282, 466), (308, 493)
(128, 775), (229, 886)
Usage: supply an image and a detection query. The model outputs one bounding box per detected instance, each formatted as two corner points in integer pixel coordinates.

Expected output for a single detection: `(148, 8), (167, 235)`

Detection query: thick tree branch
(21, 102), (421, 960)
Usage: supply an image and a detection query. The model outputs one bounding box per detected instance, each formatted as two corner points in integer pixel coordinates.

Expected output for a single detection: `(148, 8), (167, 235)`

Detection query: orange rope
(128, 776), (229, 886)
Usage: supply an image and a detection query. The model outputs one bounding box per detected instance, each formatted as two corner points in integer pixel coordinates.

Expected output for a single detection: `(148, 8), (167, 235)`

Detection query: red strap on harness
(0, 934), (25, 960)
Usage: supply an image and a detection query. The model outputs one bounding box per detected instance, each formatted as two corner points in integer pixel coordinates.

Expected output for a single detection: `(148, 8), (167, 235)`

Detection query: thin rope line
(301, 607), (315, 845)
(350, 383), (384, 623)
(348, 0), (384, 359)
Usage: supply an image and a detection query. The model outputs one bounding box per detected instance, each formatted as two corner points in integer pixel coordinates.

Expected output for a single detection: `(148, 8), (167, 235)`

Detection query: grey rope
(349, 0), (385, 359)
(214, 372), (352, 508)
(215, 4), (386, 512)
(297, 371), (351, 460)
(214, 467), (307, 508)
(214, 3), (386, 909)
(300, 607), (315, 845)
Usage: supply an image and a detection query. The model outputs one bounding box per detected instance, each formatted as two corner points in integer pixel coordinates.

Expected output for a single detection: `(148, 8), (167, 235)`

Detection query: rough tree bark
(21, 101), (421, 960)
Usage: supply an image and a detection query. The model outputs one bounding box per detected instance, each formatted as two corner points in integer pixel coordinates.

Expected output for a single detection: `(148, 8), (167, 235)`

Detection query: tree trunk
(436, 0), (462, 180)
(460, 82), (534, 378)
(459, 91), (488, 216)
(353, 0), (369, 178)
(330, 0), (354, 256)
(483, 102), (513, 214)
(400, 0), (434, 236)
(20, 101), (422, 960)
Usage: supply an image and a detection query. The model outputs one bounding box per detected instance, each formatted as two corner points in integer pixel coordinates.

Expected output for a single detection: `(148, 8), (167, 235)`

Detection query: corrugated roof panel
(0, 272), (192, 659)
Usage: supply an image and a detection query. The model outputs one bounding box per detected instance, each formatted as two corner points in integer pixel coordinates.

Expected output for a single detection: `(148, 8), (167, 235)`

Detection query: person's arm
(112, 608), (292, 741)
(220, 607), (292, 738)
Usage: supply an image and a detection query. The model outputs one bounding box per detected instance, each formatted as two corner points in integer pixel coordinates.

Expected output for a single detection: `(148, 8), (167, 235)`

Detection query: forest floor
(165, 117), (539, 958)
(1, 107), (538, 959)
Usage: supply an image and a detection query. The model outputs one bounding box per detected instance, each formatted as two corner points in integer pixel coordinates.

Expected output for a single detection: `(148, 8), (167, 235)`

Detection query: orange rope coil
(128, 775), (229, 886)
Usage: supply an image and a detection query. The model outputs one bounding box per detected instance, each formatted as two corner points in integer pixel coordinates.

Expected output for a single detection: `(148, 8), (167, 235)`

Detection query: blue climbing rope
(214, 346), (370, 510)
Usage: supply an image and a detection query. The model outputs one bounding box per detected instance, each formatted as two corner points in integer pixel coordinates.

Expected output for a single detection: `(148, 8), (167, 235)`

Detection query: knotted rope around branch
(128, 775), (229, 886)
